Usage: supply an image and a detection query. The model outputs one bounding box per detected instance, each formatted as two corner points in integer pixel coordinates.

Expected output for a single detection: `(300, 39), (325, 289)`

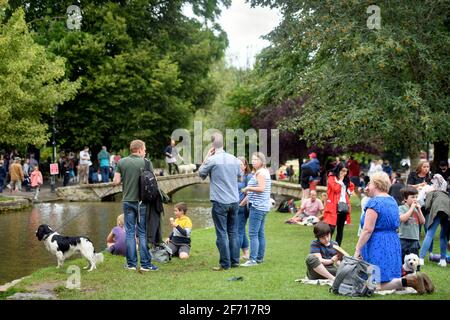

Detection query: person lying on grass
(305, 222), (343, 281)
(165, 202), (192, 260)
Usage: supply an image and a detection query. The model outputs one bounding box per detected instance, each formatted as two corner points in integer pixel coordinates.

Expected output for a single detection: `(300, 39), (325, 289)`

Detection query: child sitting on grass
(305, 222), (342, 281)
(165, 202), (192, 260)
(106, 214), (126, 256)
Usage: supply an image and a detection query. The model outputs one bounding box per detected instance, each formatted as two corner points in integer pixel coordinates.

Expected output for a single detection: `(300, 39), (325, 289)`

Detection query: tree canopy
(248, 0), (450, 159)
(6, 0), (230, 157)
(0, 2), (80, 147)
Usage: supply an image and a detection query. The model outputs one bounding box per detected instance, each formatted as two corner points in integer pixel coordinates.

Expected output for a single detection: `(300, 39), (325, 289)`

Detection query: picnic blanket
(295, 277), (417, 295)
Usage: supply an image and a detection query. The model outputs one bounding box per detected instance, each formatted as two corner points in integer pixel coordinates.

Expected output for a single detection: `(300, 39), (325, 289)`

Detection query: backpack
(149, 243), (172, 263)
(331, 256), (377, 297)
(139, 158), (160, 203)
(277, 199), (297, 213)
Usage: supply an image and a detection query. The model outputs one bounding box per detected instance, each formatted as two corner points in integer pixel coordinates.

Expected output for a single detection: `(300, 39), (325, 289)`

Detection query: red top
(347, 159), (360, 177)
(323, 175), (355, 226)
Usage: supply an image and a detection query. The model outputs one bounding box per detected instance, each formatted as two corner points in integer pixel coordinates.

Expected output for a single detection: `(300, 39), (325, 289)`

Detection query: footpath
(0, 180), (62, 212)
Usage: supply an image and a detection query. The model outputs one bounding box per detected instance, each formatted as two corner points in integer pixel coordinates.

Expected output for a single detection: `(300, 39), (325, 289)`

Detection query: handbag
(337, 201), (349, 215)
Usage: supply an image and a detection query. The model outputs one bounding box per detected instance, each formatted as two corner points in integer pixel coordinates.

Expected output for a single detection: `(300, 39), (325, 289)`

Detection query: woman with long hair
(237, 156), (253, 260)
(322, 162), (354, 246)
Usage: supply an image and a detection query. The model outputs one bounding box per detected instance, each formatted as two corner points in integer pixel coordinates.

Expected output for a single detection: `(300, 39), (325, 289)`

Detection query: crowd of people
(0, 147), (124, 194)
(3, 140), (448, 295)
(0, 152), (42, 200)
(287, 154), (449, 295)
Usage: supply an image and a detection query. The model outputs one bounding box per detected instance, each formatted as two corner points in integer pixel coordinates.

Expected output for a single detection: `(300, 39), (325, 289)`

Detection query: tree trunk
(433, 140), (449, 172)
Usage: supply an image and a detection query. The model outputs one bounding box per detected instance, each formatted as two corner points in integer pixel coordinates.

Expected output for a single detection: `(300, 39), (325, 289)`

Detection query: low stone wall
(56, 184), (106, 202)
(0, 197), (32, 213)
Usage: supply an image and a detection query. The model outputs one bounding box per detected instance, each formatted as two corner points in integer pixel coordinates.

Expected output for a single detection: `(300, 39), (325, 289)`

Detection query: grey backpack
(149, 243), (173, 263)
(331, 256), (377, 297)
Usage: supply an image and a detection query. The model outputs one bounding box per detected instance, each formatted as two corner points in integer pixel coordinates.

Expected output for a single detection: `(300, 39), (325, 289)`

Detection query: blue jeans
(248, 206), (268, 262)
(123, 201), (151, 268)
(100, 166), (109, 183)
(238, 206), (249, 250)
(211, 201), (239, 268)
(420, 212), (449, 260)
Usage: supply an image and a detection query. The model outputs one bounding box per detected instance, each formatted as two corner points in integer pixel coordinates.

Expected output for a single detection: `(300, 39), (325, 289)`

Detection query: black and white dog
(36, 224), (104, 271)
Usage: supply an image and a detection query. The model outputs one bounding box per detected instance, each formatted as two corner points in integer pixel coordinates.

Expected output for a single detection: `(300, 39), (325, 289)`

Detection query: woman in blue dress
(354, 172), (434, 294)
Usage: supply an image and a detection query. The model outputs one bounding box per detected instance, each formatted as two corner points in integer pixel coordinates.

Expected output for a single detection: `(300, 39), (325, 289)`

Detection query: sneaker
(141, 264), (159, 272)
(240, 260), (257, 267)
(256, 259), (264, 264)
(124, 265), (137, 271)
(437, 259), (447, 267)
(419, 258), (424, 266)
(231, 263), (240, 268)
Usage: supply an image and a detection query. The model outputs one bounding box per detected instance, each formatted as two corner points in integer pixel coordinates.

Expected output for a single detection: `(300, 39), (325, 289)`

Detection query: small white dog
(403, 253), (419, 275)
(36, 224), (104, 271)
(178, 164), (197, 174)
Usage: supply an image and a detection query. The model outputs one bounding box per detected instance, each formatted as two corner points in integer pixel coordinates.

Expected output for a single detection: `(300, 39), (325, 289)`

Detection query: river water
(0, 185), (213, 285)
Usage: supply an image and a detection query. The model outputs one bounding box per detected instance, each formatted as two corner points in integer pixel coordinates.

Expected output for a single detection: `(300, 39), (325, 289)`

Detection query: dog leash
(54, 209), (89, 233)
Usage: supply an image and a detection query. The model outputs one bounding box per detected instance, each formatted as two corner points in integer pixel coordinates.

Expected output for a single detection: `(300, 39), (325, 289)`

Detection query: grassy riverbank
(3, 196), (449, 300)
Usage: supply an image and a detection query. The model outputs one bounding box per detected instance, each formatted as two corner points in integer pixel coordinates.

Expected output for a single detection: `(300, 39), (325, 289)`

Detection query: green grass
(0, 196), (13, 202)
(7, 196), (450, 300)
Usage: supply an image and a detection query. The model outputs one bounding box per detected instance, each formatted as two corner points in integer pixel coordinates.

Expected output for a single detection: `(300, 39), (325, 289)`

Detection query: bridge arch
(56, 173), (326, 203)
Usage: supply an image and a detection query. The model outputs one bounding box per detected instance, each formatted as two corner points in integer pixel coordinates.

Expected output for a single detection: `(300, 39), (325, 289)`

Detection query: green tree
(250, 0), (450, 162)
(9, 0), (230, 157)
(0, 2), (79, 147)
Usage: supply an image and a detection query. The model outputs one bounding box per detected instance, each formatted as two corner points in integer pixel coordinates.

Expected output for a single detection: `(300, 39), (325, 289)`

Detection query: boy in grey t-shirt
(398, 186), (425, 261)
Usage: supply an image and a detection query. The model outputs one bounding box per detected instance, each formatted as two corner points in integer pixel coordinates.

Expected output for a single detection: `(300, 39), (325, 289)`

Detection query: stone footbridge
(56, 173), (326, 204)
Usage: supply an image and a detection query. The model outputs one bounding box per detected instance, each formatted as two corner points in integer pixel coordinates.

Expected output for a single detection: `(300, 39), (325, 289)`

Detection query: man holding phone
(199, 132), (242, 271)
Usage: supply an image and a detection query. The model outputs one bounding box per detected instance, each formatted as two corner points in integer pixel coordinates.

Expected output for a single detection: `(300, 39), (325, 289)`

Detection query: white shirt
(79, 150), (91, 166)
(336, 178), (347, 203)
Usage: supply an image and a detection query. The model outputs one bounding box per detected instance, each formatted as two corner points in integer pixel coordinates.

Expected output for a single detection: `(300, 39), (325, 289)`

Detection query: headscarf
(431, 174), (447, 192)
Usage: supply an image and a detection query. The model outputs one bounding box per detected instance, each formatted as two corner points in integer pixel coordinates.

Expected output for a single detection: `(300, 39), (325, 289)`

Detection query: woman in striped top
(240, 152), (272, 267)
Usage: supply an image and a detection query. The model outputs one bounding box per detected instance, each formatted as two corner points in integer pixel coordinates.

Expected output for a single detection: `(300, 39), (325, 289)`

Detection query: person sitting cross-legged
(286, 190), (324, 224)
(305, 222), (342, 281)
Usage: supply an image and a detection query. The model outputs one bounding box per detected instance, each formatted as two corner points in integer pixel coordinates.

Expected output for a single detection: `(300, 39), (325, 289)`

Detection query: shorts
(168, 241), (190, 256)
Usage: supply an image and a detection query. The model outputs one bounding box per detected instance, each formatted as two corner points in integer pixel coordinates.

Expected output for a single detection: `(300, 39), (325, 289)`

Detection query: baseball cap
(309, 152), (317, 158)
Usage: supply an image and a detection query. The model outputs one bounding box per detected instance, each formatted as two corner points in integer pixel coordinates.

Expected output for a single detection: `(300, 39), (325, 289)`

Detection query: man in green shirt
(113, 139), (158, 271)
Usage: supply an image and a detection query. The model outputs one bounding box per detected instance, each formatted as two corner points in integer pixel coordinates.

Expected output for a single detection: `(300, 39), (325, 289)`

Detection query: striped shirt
(309, 240), (338, 259)
(248, 168), (272, 211)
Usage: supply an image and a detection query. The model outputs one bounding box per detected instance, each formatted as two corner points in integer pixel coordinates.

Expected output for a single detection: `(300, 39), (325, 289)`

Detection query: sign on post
(50, 163), (59, 175)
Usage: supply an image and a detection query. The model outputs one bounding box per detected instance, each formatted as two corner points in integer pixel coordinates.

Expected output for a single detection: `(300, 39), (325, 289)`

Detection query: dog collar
(42, 233), (53, 241)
